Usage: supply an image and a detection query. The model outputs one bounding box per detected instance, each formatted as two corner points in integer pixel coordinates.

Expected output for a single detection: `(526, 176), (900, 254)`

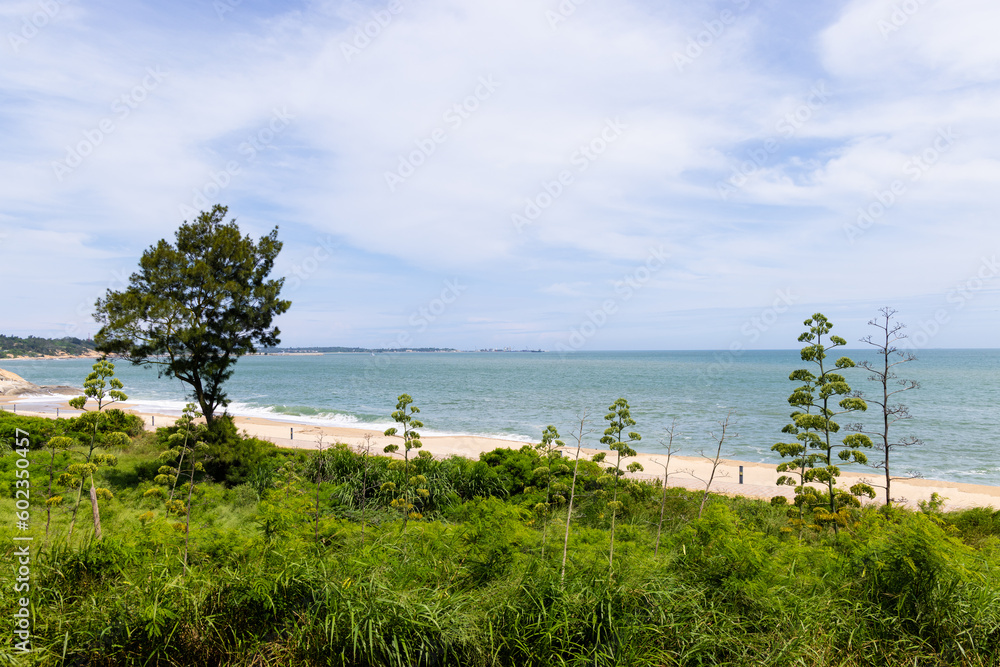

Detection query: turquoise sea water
(4, 350), (999, 486)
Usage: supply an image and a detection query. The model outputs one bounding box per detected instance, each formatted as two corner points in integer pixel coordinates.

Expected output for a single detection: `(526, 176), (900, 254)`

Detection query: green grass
(1, 416), (998, 666)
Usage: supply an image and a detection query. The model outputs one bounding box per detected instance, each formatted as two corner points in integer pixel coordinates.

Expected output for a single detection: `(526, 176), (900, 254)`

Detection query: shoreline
(3, 396), (998, 512)
(1, 352), (101, 360)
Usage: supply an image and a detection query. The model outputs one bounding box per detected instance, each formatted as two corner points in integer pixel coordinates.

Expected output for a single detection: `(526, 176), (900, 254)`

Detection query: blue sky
(1, 0), (998, 350)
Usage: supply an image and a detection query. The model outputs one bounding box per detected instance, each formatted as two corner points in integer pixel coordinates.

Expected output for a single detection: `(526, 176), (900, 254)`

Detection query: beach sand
(3, 397), (997, 512)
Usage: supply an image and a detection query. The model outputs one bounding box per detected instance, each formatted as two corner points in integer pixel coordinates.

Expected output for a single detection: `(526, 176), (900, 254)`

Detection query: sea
(3, 350), (998, 487)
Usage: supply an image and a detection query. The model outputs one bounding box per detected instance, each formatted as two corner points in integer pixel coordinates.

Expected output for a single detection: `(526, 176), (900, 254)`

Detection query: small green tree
(66, 356), (131, 539)
(383, 394), (427, 529)
(532, 425), (567, 557)
(777, 313), (873, 530)
(600, 398), (643, 568)
(772, 396), (824, 527)
(853, 307), (922, 507)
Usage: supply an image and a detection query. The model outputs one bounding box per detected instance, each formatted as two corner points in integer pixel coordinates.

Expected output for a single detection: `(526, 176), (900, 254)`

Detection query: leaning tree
(92, 205), (291, 427)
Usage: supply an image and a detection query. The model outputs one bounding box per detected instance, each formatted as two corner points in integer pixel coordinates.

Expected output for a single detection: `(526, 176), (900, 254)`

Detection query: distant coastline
(260, 346), (461, 354)
(0, 351), (102, 360)
(0, 334), (99, 359)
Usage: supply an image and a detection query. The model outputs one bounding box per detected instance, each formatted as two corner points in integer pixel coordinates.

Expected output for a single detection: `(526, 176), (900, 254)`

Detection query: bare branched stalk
(852, 307), (922, 508)
(653, 419), (679, 556)
(690, 413), (736, 519)
(561, 409), (591, 585)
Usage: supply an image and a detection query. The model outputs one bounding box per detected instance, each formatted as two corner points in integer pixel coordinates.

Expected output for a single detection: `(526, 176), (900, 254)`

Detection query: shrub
(92, 408), (145, 437)
(848, 511), (975, 651)
(481, 445), (542, 495)
(0, 412), (76, 448)
(158, 415), (279, 487)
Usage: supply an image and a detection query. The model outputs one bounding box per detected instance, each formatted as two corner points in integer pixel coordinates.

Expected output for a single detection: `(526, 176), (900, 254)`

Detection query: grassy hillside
(1, 411), (998, 666)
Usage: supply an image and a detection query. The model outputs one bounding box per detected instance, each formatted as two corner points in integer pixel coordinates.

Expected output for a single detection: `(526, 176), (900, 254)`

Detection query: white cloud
(1, 0), (998, 347)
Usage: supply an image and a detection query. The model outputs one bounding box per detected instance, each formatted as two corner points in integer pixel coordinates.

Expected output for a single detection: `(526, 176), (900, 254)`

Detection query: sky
(1, 0), (998, 351)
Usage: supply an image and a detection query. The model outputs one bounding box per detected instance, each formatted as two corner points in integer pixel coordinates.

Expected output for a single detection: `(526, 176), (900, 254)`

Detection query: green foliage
(944, 506), (1000, 544)
(481, 445), (544, 495)
(93, 204), (291, 423)
(675, 503), (772, 588)
(772, 313), (873, 528)
(846, 511), (987, 659)
(600, 397), (643, 566)
(67, 355), (128, 412)
(185, 414), (279, 486)
(3, 411), (999, 666)
(383, 394), (428, 525)
(93, 408), (145, 437)
(0, 411), (76, 449)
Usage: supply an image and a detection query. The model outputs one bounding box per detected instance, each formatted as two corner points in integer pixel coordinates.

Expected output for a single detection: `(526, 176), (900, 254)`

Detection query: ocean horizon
(4, 349), (999, 487)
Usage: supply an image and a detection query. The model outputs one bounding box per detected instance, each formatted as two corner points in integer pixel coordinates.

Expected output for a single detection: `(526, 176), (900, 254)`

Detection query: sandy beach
(3, 396), (998, 512)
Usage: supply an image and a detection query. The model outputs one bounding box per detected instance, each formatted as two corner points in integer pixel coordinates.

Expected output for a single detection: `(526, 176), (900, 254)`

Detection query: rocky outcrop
(0, 368), (80, 396)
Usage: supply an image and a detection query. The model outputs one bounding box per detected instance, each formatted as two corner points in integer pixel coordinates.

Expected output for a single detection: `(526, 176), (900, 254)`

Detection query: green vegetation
(599, 398), (643, 567)
(0, 335), (95, 358)
(64, 357), (132, 540)
(382, 393), (428, 528)
(3, 404), (998, 666)
(93, 205), (291, 426)
(1, 303), (997, 665)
